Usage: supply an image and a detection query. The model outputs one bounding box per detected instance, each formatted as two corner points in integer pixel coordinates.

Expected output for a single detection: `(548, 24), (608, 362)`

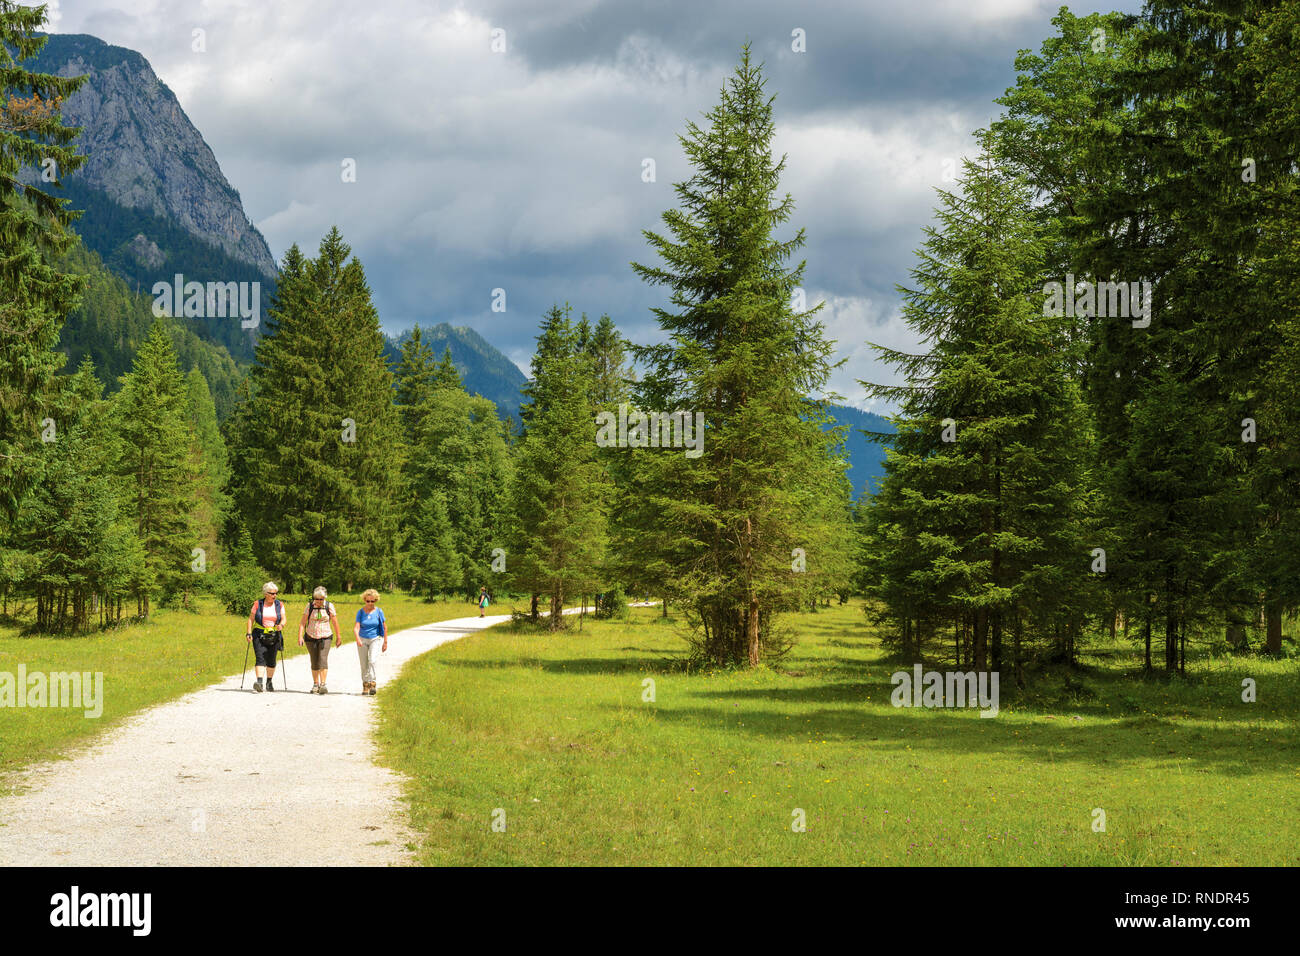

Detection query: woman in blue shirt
(354, 588), (388, 696)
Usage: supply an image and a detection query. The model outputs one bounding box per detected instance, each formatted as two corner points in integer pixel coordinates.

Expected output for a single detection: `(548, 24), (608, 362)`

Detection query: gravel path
(0, 611), (513, 866)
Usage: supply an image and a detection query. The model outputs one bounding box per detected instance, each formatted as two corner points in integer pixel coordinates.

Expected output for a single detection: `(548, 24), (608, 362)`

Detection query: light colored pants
(357, 637), (381, 684)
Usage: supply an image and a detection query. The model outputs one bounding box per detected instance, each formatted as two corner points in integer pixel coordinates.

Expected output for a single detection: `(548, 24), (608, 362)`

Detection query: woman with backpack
(246, 582), (285, 693)
(298, 586), (340, 695)
(478, 586), (489, 618)
(354, 588), (387, 696)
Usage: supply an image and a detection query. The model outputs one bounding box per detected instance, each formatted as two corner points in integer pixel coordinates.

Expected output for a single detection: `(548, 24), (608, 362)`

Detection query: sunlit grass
(376, 601), (1299, 866)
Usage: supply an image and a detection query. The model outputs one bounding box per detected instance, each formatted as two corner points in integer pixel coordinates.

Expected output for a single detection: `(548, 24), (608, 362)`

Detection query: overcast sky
(45, 0), (1144, 411)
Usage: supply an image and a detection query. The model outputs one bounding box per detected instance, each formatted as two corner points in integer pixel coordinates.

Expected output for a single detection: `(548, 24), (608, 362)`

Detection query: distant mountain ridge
(23, 33), (277, 362)
(823, 403), (895, 498)
(386, 324), (529, 423)
(26, 33), (276, 276)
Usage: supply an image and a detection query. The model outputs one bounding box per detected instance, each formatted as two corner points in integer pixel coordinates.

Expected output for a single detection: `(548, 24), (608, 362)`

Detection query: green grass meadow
(0, 591), (477, 793)
(375, 601), (1299, 866)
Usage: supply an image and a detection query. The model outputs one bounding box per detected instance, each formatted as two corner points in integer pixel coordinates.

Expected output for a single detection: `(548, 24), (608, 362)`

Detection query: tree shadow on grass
(436, 656), (680, 676)
(636, 702), (1291, 776)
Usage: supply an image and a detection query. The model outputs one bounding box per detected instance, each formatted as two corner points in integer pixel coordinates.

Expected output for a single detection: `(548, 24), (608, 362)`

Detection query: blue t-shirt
(356, 607), (386, 640)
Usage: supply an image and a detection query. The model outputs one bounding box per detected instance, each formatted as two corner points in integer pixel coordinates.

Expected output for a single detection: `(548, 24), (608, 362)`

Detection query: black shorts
(252, 630), (281, 668)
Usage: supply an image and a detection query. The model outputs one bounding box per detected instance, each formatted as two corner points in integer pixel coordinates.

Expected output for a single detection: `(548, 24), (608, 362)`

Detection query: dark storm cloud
(52, 0), (1145, 411)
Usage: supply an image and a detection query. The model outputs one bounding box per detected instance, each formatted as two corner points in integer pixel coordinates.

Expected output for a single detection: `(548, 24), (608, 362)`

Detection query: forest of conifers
(2, 3), (1297, 680)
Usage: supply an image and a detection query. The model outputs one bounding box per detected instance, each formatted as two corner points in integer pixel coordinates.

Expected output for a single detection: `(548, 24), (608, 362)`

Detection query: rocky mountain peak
(27, 33), (277, 279)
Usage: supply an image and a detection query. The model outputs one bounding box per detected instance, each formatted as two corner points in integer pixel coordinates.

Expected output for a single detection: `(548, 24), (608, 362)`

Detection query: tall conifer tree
(629, 46), (845, 665)
(504, 305), (610, 627)
(227, 229), (404, 591)
(111, 320), (200, 614)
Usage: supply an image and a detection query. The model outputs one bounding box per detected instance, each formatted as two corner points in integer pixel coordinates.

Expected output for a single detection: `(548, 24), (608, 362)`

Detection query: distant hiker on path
(478, 586), (489, 618)
(354, 589), (387, 696)
(299, 587), (340, 695)
(246, 582), (285, 693)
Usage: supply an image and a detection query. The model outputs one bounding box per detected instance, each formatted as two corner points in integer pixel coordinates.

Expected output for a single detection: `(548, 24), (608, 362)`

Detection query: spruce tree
(504, 305), (610, 627)
(227, 229), (404, 592)
(861, 150), (1095, 678)
(12, 356), (141, 629)
(183, 368), (229, 585)
(111, 319), (201, 614)
(0, 2), (86, 522)
(404, 491), (461, 599)
(394, 325), (437, 440)
(1246, 0), (1300, 655)
(403, 374), (510, 599)
(1079, 1), (1282, 666)
(629, 46), (846, 665)
(431, 348), (463, 390)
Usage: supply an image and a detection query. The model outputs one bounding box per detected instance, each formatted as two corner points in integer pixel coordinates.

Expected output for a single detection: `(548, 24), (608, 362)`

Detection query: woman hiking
(478, 586), (489, 618)
(298, 586), (340, 694)
(354, 588), (387, 696)
(246, 582), (285, 693)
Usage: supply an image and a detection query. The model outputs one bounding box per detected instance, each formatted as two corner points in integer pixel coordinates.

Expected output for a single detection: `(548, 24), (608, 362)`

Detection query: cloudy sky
(46, 0), (1143, 410)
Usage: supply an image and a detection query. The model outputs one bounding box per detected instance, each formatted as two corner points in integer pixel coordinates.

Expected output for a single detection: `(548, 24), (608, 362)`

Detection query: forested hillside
(55, 239), (244, 420)
(824, 403), (894, 497)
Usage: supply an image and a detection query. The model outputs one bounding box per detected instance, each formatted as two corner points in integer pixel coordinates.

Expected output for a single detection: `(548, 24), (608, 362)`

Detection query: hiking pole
(277, 629), (287, 691)
(240, 637), (250, 689)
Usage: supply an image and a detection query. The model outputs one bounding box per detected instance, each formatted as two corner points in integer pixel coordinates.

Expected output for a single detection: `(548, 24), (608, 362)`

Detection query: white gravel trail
(0, 611), (513, 866)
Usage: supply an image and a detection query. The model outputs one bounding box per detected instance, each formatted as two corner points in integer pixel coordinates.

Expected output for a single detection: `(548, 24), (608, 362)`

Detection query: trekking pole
(278, 630), (287, 691)
(240, 637), (250, 689)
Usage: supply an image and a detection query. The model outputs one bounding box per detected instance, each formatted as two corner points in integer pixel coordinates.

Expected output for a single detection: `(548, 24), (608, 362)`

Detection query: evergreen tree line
(11, 0), (1291, 692)
(1, 12), (223, 627)
(5, 22), (860, 662)
(858, 2), (1300, 678)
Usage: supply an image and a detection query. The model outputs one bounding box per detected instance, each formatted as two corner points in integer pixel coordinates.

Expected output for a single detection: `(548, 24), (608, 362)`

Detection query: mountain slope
(822, 403), (895, 499)
(23, 33), (276, 362)
(58, 238), (244, 420)
(26, 33), (276, 277)
(387, 324), (529, 422)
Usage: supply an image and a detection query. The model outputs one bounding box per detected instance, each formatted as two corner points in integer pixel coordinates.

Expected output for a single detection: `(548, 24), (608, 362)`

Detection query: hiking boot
(266, 679), (275, 692)
(253, 679), (263, 693)
(369, 684), (377, 696)
(310, 684), (320, 694)
(319, 683), (328, 695)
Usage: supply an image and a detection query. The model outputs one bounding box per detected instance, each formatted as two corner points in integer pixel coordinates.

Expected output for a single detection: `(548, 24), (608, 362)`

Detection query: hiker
(298, 586), (340, 694)
(246, 582), (285, 693)
(478, 586), (489, 618)
(354, 588), (387, 696)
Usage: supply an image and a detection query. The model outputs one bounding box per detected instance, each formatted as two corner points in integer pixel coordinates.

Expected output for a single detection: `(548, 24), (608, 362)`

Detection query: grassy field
(0, 591), (477, 792)
(376, 601), (1299, 866)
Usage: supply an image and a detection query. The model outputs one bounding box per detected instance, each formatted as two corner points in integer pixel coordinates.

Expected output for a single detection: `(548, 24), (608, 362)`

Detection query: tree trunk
(550, 589), (563, 630)
(1226, 622), (1247, 651)
(974, 609), (988, 671)
(1143, 609), (1152, 671)
(1265, 603), (1283, 656)
(746, 594), (761, 666)
(1179, 617), (1186, 674)
(1013, 612), (1024, 688)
